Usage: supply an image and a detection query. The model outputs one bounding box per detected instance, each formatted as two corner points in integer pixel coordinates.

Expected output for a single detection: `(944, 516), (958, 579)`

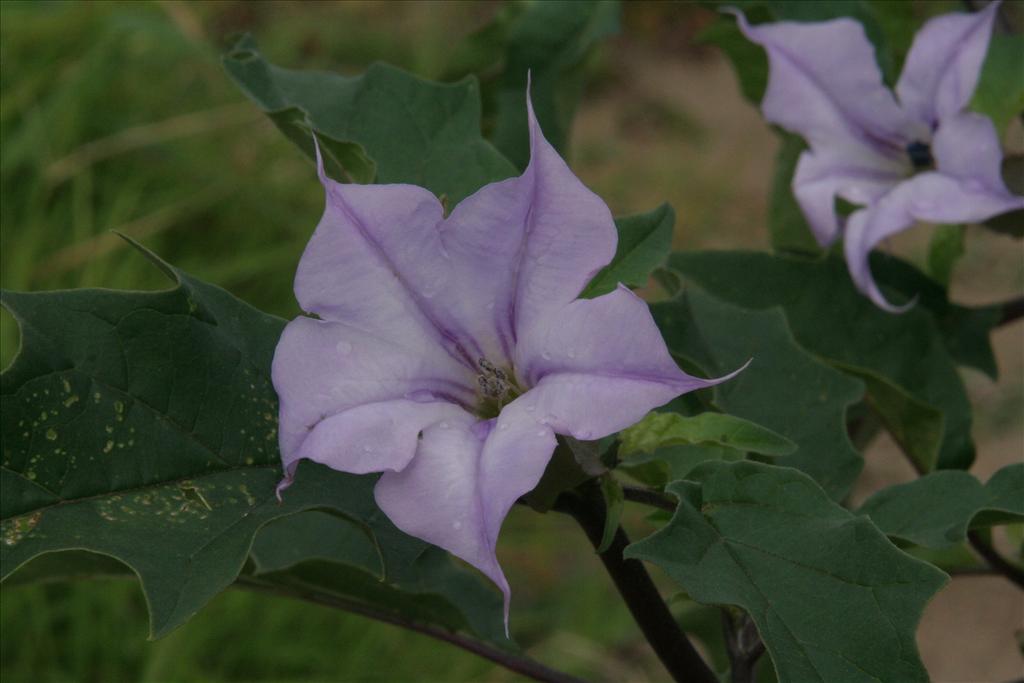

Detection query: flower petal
(374, 415), (524, 632)
(931, 111), (1008, 190)
(730, 10), (919, 156)
(295, 144), (476, 368)
(437, 88), (617, 362)
(792, 148), (905, 246)
(844, 172), (1024, 311)
(895, 1), (999, 126)
(272, 316), (475, 487)
(513, 286), (743, 439)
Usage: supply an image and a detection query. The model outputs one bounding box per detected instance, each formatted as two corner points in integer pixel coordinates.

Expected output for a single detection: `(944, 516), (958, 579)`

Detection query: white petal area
(294, 144), (476, 368)
(731, 10), (921, 157)
(272, 316), (476, 484)
(845, 174), (1024, 311)
(896, 1), (999, 125)
(792, 148), (905, 246)
(374, 415), (519, 630)
(437, 90), (617, 363)
(512, 286), (743, 438)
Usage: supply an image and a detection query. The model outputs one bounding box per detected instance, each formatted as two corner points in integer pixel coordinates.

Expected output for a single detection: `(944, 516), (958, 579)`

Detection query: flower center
(906, 141), (934, 171)
(475, 358), (520, 419)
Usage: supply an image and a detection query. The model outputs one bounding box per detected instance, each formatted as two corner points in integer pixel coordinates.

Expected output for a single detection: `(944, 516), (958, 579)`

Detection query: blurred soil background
(1, 1), (1021, 682)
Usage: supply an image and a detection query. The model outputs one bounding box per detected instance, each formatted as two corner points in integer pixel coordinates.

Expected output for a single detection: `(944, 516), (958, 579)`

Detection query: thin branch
(966, 531), (1024, 590)
(997, 295), (1024, 328)
(621, 485), (677, 513)
(234, 575), (586, 683)
(553, 485), (718, 683)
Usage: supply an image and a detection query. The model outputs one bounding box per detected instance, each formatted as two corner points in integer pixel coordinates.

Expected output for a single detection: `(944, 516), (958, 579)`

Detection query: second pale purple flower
(272, 90), (740, 632)
(732, 1), (1024, 310)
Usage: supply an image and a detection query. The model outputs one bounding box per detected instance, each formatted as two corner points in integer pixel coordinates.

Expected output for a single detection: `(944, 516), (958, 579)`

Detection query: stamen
(906, 141), (933, 170)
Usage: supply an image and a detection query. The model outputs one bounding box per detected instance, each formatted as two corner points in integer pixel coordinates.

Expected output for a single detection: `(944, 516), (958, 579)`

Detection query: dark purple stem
(554, 484), (718, 683)
(234, 575), (586, 683)
(966, 531), (1024, 590)
(998, 296), (1024, 327)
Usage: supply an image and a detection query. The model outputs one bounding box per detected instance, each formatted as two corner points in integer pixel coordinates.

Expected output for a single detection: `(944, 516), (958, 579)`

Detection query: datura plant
(2, 2), (1022, 683)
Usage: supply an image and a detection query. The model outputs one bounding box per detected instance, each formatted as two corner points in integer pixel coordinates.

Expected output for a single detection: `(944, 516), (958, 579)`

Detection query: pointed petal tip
(872, 290), (918, 315)
(311, 132), (330, 187)
(712, 358), (752, 386)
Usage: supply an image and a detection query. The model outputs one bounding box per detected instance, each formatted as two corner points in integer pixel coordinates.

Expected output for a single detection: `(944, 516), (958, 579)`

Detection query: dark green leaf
(672, 250), (985, 470)
(0, 242), (502, 641)
(248, 511), (507, 644)
(625, 461), (947, 683)
(582, 204), (675, 298)
(0, 549), (133, 586)
(984, 156), (1024, 238)
(521, 437), (601, 513)
(622, 444), (742, 487)
(859, 464), (1024, 548)
(698, 9), (770, 105)
(619, 411), (796, 457)
(447, 1), (620, 169)
(868, 252), (1000, 379)
(653, 288), (864, 499)
(223, 35), (516, 205)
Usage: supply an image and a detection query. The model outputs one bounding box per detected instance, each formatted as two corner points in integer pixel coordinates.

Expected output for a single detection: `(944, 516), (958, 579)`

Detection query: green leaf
(858, 464), (1024, 548)
(0, 549), (133, 587)
(521, 437), (602, 513)
(446, 0), (620, 169)
(596, 474), (624, 554)
(984, 155), (1024, 239)
(582, 204), (675, 298)
(625, 461), (947, 683)
(621, 444), (743, 487)
(925, 224), (965, 288)
(671, 250), (985, 470)
(619, 411), (796, 458)
(247, 511), (508, 644)
(971, 34), (1024, 137)
(223, 35), (516, 205)
(0, 242), (502, 641)
(653, 289), (864, 499)
(867, 251), (1000, 379)
(698, 9), (770, 105)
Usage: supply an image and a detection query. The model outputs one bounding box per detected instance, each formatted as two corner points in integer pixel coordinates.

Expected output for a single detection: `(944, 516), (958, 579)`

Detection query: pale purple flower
(732, 1), (1024, 311)
(271, 90), (740, 631)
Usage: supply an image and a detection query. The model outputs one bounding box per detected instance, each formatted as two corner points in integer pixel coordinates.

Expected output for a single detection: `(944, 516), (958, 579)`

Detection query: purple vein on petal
(313, 137), (484, 371)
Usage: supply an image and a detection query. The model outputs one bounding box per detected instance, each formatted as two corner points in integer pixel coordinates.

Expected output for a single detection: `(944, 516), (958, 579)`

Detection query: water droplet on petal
(336, 340), (353, 355)
(440, 421), (449, 429)
(567, 349), (577, 359)
(536, 429), (547, 437)
(541, 351), (551, 360)
(499, 423), (510, 431)
(524, 404), (535, 413)
(452, 521), (462, 530)
(485, 301), (495, 310)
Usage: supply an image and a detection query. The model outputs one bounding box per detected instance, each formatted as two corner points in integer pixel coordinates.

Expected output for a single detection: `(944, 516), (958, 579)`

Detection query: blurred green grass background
(1, 2), (1021, 682)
